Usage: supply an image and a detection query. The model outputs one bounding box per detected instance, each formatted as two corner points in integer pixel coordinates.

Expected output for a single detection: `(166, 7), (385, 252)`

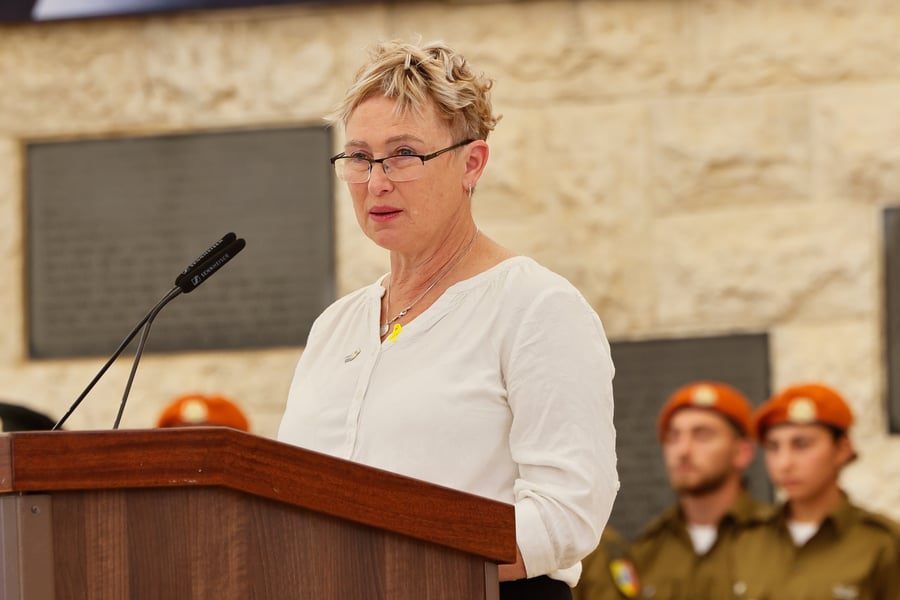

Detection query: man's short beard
(673, 469), (732, 498)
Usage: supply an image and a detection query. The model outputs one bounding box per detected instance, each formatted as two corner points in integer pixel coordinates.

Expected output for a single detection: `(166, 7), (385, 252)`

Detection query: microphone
(52, 234), (247, 431)
(112, 236), (246, 428)
(176, 237), (246, 294)
(175, 232), (237, 289)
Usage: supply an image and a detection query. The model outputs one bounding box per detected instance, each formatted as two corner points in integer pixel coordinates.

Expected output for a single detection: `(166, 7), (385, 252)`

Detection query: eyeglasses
(330, 139), (474, 184)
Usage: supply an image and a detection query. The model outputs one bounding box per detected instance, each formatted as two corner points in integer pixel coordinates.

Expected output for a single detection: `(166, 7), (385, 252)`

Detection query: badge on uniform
(831, 584), (859, 600)
(608, 558), (640, 598)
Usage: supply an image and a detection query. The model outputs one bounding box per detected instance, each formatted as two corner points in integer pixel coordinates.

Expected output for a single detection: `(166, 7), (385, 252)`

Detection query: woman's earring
(467, 183), (474, 198)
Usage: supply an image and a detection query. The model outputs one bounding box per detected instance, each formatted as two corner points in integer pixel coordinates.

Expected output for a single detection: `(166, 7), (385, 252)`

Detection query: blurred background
(1, 0), (899, 537)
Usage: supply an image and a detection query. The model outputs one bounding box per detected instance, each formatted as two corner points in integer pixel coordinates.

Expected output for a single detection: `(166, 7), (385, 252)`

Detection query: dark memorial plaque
(26, 126), (333, 359)
(887, 208), (900, 434)
(607, 334), (771, 540)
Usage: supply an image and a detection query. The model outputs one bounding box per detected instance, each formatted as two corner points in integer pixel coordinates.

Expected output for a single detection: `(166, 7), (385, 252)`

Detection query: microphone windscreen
(178, 237), (246, 294)
(175, 232), (237, 287)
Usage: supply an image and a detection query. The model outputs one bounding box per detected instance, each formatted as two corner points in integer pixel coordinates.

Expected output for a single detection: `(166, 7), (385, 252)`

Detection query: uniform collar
(642, 489), (771, 537)
(725, 489), (775, 526)
(774, 489), (856, 537)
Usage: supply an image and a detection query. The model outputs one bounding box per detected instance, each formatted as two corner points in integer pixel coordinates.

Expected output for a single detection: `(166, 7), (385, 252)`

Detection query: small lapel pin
(343, 349), (361, 363)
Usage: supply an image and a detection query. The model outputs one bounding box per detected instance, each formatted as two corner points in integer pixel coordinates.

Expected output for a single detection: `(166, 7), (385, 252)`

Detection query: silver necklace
(381, 228), (479, 336)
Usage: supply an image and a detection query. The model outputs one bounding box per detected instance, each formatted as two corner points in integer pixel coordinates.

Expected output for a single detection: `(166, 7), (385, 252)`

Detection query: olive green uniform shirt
(573, 527), (637, 600)
(731, 493), (900, 600)
(629, 490), (771, 600)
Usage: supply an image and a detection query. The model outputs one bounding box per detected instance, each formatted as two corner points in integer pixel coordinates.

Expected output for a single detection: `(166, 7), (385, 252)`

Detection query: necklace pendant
(380, 322), (389, 336)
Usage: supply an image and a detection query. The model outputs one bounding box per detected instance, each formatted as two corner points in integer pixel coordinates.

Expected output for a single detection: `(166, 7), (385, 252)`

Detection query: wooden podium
(0, 428), (516, 600)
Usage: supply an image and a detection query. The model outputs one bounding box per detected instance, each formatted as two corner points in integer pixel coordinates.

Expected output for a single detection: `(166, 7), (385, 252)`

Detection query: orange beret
(657, 381), (753, 440)
(157, 394), (250, 431)
(752, 383), (853, 439)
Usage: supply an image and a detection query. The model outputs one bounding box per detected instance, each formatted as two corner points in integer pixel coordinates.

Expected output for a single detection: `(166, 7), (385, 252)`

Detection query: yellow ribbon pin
(387, 323), (402, 342)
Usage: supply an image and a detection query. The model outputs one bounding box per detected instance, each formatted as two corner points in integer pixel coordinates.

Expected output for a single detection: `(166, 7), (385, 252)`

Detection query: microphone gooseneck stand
(52, 233), (245, 431)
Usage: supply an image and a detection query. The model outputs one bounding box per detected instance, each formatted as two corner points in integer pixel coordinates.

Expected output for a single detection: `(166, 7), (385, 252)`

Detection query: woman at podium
(278, 38), (617, 600)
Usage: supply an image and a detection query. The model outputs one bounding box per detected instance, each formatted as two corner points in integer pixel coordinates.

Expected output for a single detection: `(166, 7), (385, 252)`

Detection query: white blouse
(278, 256), (618, 586)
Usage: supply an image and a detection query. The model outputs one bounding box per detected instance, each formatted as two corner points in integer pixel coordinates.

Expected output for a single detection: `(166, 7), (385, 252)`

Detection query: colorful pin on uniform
(387, 323), (402, 342)
(609, 558), (640, 598)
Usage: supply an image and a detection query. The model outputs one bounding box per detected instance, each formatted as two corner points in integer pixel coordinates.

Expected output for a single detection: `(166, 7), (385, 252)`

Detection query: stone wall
(1, 0), (899, 516)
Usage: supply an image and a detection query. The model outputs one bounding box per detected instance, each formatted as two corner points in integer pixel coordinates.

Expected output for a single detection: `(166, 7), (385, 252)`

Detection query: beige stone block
(472, 107), (540, 219)
(815, 85), (900, 205)
(842, 437), (900, 521)
(489, 103), (655, 335)
(140, 23), (333, 123)
(572, 0), (684, 99)
(0, 138), (25, 363)
(0, 7), (385, 135)
(388, 0), (576, 93)
(648, 93), (811, 212)
(684, 0), (900, 90)
(324, 4), (392, 77)
(654, 204), (877, 329)
(389, 0), (682, 105)
(0, 138), (20, 259)
(0, 22), (149, 134)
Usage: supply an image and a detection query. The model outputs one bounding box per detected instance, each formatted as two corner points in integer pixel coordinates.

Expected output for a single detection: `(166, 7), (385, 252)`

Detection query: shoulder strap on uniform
(858, 506), (900, 537)
(636, 504), (681, 539)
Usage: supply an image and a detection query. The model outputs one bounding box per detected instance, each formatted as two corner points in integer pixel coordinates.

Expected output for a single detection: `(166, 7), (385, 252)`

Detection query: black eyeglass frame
(329, 139), (475, 182)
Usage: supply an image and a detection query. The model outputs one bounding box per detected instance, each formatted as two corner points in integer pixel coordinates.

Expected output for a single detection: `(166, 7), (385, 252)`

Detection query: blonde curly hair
(329, 39), (500, 141)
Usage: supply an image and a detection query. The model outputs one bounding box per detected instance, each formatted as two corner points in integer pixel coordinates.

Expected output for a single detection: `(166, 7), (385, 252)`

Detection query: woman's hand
(498, 546), (527, 581)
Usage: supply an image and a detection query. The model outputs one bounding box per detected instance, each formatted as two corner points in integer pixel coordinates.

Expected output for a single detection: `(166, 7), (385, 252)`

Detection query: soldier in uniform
(156, 393), (250, 431)
(628, 382), (771, 599)
(573, 526), (640, 600)
(0, 401), (56, 431)
(733, 383), (900, 599)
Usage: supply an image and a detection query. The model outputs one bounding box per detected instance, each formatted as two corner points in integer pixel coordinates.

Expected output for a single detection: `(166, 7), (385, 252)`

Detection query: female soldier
(735, 383), (900, 599)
